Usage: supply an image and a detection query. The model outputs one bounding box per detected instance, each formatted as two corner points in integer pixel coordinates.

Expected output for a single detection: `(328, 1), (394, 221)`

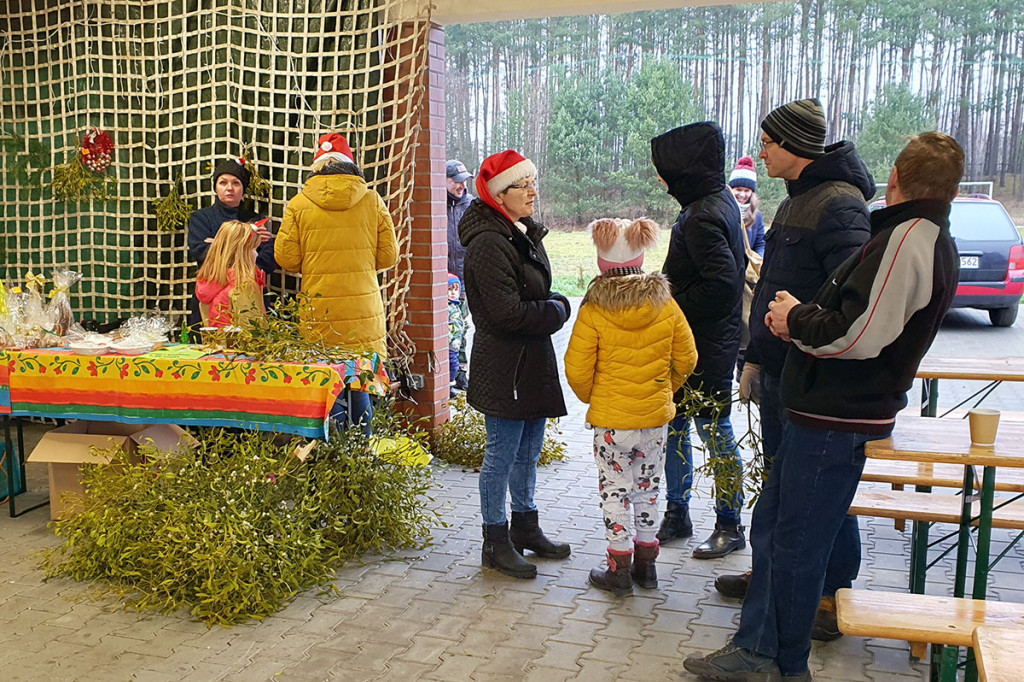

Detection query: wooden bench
(850, 489), (1024, 530)
(861, 460), (1024, 493)
(837, 588), (1024, 676)
(836, 588), (1024, 647)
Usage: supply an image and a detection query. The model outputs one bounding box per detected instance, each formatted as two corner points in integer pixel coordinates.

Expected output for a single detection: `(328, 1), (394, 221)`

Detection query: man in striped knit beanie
(686, 98), (876, 681)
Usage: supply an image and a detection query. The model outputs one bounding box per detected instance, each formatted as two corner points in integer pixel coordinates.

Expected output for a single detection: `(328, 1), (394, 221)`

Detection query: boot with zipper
(589, 549), (633, 596)
(482, 523), (537, 579)
(509, 510), (571, 559)
(656, 501), (693, 543)
(632, 540), (660, 589)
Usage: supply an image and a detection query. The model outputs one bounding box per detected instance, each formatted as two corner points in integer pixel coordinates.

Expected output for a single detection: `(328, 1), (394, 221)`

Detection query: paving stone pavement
(2, 305), (1021, 681)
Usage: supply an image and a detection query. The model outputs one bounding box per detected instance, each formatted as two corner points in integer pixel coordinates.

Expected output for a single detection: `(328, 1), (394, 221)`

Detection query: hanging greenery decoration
(152, 175), (195, 232)
(242, 152), (272, 200)
(50, 128), (118, 202)
(1, 129), (50, 188)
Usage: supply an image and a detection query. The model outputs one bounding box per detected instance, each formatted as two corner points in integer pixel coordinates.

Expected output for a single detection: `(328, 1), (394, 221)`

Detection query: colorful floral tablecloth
(0, 346), (389, 438)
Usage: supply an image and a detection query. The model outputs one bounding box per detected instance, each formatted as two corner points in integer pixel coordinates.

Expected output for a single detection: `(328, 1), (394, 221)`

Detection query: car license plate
(960, 255), (980, 269)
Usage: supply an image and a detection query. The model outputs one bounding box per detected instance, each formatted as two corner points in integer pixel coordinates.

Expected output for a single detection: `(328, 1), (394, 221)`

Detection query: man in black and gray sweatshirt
(685, 132), (963, 682)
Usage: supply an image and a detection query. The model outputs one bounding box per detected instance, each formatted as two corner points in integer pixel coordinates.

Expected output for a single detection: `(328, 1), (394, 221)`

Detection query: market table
(917, 356), (1024, 417)
(1, 346), (389, 516)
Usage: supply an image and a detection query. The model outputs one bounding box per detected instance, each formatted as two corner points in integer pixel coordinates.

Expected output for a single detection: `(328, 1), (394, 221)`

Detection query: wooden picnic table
(866, 416), (1024, 601)
(917, 356), (1024, 417)
(972, 625), (1024, 682)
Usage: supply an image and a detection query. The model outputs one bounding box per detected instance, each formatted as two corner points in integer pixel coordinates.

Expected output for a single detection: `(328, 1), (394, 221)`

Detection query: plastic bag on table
(47, 269), (83, 336)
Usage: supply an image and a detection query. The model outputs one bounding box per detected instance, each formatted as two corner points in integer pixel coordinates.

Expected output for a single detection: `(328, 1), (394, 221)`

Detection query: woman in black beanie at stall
(186, 157), (277, 327)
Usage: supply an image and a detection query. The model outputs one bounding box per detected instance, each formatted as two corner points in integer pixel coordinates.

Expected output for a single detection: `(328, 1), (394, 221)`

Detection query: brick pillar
(399, 23), (450, 430)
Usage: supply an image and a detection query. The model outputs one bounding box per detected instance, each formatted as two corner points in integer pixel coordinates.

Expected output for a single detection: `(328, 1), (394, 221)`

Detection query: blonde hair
(197, 220), (261, 288)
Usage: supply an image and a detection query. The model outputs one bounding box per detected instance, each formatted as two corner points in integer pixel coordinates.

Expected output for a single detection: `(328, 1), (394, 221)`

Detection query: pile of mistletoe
(41, 409), (439, 627)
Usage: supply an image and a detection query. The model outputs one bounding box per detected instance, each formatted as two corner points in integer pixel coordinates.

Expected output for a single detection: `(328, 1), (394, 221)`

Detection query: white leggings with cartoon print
(593, 425), (667, 552)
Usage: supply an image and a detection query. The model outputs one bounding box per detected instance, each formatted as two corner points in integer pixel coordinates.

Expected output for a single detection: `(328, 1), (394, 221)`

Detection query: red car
(870, 195), (1024, 327)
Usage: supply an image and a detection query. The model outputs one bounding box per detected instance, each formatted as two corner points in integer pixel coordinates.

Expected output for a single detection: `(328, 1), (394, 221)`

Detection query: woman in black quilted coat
(458, 149), (572, 579)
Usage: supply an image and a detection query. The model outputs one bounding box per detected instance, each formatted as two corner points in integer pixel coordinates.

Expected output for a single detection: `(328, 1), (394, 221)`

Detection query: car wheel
(989, 305), (1019, 327)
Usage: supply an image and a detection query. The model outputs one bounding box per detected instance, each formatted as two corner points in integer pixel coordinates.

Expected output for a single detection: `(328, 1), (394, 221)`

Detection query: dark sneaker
(682, 642), (781, 682)
(693, 524), (746, 560)
(714, 570), (752, 600)
(782, 674), (813, 681)
(811, 596), (842, 642)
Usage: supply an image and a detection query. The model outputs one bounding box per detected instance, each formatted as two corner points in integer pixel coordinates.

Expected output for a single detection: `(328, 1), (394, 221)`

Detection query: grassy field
(546, 228), (673, 297)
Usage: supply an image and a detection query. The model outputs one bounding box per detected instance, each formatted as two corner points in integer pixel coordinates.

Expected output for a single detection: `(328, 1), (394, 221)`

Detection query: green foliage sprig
(40, 403), (438, 627)
(153, 176), (194, 232)
(432, 393), (568, 468)
(1, 129), (49, 188)
(673, 384), (766, 510)
(202, 293), (381, 371)
(244, 156), (271, 200)
(51, 152), (116, 202)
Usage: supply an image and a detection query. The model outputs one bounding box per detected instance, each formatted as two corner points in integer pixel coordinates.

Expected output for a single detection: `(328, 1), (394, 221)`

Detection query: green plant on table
(432, 393), (568, 468)
(40, 404), (438, 627)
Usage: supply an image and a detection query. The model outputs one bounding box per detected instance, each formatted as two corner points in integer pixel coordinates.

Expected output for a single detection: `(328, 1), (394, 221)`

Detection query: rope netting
(1, 0), (431, 362)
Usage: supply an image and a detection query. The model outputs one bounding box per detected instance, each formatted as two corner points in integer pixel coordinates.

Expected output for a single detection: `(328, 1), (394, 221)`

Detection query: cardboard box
(27, 421), (196, 520)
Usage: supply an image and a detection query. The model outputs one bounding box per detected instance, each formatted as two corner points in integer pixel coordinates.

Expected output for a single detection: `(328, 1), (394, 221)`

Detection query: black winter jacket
(653, 122), (745, 413)
(458, 199), (569, 420)
(781, 200), (959, 433)
(447, 190), (472, 288)
(747, 141), (873, 377)
(187, 200), (277, 274)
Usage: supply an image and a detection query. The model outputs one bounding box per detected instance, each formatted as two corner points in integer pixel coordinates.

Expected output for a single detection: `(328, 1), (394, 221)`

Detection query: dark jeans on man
(759, 370), (861, 597)
(732, 421), (884, 675)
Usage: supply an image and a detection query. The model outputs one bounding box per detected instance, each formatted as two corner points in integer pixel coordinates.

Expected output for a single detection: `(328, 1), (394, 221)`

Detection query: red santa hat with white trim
(311, 133), (355, 170)
(475, 149), (537, 221)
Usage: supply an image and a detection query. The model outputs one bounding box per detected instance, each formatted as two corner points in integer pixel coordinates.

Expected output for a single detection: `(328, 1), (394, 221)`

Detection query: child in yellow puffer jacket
(564, 217), (698, 596)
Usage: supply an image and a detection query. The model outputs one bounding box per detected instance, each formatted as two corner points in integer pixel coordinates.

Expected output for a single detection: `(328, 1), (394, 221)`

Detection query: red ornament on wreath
(80, 128), (114, 173)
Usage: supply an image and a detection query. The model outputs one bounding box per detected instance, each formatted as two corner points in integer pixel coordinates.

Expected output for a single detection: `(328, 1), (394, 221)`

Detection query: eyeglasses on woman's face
(504, 179), (537, 193)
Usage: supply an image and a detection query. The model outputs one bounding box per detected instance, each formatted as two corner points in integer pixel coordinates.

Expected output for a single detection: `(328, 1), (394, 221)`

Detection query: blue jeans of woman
(479, 416), (546, 526)
(732, 421), (882, 675)
(664, 412), (743, 525)
(329, 389), (373, 436)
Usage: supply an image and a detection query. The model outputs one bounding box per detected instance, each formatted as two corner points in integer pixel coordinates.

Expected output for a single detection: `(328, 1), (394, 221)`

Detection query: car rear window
(949, 202), (1020, 241)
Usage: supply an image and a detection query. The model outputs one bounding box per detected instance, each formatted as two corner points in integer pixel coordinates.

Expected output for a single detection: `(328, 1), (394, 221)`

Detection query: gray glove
(739, 363), (761, 405)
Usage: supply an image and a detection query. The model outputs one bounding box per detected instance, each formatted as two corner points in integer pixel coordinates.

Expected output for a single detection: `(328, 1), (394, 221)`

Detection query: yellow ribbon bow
(25, 271), (46, 291)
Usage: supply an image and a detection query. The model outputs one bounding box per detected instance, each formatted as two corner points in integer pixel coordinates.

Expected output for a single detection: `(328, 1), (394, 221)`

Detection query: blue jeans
(733, 421), (882, 675)
(479, 416), (546, 526)
(330, 390), (373, 436)
(664, 412), (743, 525)
(759, 371), (860, 596)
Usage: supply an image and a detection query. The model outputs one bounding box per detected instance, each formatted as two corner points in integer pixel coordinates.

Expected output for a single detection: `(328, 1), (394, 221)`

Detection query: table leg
(953, 466), (975, 598)
(4, 415), (48, 518)
(910, 484), (933, 594)
(921, 378), (939, 417)
(4, 416), (14, 518)
(972, 466), (996, 600)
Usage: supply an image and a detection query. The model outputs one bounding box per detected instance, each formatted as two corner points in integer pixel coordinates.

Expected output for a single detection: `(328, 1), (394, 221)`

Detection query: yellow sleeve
(275, 200), (302, 274)
(375, 194), (399, 272)
(669, 301), (698, 392)
(564, 305), (598, 403)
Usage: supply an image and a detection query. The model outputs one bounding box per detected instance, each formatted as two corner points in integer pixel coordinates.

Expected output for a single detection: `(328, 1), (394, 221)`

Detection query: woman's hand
(253, 218), (273, 243)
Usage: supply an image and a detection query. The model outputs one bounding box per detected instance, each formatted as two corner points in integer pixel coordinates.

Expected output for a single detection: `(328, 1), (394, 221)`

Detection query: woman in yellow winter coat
(276, 133), (398, 431)
(564, 217), (697, 597)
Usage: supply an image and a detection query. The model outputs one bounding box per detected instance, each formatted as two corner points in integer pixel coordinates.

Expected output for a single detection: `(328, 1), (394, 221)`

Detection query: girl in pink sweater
(195, 220), (267, 329)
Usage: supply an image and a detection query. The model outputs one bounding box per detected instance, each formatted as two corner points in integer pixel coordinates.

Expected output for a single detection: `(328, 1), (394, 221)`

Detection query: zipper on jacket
(512, 345), (526, 400)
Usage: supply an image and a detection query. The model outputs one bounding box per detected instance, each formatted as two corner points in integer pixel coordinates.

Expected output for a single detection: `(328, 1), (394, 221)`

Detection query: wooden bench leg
(893, 483), (906, 532)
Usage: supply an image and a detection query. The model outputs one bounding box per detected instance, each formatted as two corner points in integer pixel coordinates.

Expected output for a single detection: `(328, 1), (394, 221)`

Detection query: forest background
(444, 0), (1024, 229)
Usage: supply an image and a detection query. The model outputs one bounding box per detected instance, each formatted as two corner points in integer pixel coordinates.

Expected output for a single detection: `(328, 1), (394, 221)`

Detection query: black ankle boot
(693, 521), (746, 559)
(656, 502), (693, 544)
(509, 510), (571, 559)
(482, 523), (537, 578)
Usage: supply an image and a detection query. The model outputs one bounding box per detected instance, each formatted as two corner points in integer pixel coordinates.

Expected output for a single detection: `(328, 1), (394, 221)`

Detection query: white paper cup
(968, 408), (1000, 446)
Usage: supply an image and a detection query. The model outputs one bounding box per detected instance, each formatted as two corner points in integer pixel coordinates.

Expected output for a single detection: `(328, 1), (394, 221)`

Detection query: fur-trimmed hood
(583, 271), (673, 329)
